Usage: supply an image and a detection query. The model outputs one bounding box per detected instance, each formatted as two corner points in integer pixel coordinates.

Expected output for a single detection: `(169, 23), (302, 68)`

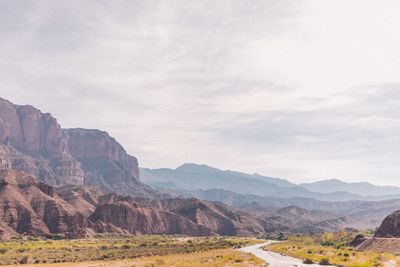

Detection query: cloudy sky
(1, 0), (400, 185)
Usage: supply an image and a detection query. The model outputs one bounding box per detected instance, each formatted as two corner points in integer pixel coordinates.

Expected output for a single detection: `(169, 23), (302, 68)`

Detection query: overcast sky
(1, 0), (400, 185)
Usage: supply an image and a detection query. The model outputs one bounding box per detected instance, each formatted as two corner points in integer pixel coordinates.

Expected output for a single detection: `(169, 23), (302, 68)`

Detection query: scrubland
(265, 231), (399, 267)
(0, 235), (263, 266)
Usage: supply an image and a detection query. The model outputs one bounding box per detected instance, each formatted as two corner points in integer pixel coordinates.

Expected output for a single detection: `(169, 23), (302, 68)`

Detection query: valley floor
(2, 248), (265, 267)
(0, 235), (264, 266)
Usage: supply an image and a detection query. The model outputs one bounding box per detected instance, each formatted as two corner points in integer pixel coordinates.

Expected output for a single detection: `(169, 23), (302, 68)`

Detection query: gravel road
(239, 241), (334, 267)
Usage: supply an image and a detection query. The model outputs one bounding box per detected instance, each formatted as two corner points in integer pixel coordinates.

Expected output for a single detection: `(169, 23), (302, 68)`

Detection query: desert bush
(303, 258), (314, 264)
(18, 256), (29, 264)
(319, 258), (330, 265)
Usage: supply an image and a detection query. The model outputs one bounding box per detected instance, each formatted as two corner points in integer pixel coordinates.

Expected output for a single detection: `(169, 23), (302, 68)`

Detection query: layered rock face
(375, 210), (400, 237)
(0, 98), (84, 185)
(0, 97), (152, 196)
(0, 169), (91, 239)
(65, 129), (153, 196)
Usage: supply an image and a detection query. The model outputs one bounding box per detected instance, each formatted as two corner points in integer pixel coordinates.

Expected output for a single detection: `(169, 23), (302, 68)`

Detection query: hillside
(2, 169), (294, 239)
(0, 169), (91, 239)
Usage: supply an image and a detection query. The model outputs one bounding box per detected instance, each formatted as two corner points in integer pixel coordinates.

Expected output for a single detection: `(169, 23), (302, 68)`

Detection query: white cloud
(1, 0), (400, 185)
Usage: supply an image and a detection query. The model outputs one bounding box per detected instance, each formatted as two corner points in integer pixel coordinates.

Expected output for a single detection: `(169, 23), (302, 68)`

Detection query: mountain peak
(175, 163), (220, 172)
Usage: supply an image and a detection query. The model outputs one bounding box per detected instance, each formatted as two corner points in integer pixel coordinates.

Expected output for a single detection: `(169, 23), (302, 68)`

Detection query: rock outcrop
(0, 97), (153, 196)
(56, 185), (105, 216)
(375, 210), (400, 237)
(0, 169), (92, 239)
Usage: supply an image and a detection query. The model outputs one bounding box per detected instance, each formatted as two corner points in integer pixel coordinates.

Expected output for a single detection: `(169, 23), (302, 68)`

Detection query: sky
(1, 0), (400, 185)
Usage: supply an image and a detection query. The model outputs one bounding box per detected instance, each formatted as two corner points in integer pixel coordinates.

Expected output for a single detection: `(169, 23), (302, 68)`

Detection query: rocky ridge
(0, 169), (91, 239)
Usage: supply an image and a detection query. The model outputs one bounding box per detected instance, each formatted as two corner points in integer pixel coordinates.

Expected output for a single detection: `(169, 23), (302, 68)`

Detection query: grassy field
(265, 232), (398, 267)
(0, 235), (263, 266)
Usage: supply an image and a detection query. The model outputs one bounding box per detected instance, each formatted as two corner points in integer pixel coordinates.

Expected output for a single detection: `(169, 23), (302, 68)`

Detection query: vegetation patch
(0, 235), (262, 266)
(264, 231), (398, 267)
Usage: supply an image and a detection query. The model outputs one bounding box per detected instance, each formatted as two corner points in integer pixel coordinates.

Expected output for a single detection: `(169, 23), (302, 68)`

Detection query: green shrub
(303, 258), (314, 264)
(319, 258), (330, 265)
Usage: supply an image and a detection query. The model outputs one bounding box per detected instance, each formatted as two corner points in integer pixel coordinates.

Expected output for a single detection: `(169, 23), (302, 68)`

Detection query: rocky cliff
(0, 97), (153, 196)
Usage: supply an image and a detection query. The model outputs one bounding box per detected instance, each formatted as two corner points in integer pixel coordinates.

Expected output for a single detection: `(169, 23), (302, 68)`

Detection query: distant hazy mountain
(185, 188), (400, 232)
(140, 163), (373, 201)
(142, 163), (295, 187)
(300, 179), (400, 197)
(184, 188), (364, 211)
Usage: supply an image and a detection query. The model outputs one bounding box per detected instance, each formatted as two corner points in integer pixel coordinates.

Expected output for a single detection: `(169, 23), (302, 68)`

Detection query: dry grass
(265, 233), (398, 267)
(2, 248), (266, 267)
(0, 235), (263, 266)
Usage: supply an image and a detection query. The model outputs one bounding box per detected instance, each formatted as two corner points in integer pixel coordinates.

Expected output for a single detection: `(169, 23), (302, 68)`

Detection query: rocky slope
(357, 210), (400, 253)
(89, 194), (212, 236)
(0, 97), (153, 196)
(133, 197), (285, 236)
(3, 170), (266, 239)
(261, 206), (337, 231)
(59, 188), (284, 236)
(0, 169), (91, 239)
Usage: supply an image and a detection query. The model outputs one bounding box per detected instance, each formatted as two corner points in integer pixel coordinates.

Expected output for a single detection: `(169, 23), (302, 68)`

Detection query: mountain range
(301, 179), (400, 197)
(1, 97), (400, 240)
(141, 163), (400, 201)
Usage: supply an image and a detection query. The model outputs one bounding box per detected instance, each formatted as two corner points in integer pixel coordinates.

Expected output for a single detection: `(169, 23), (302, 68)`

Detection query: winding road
(239, 241), (333, 267)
